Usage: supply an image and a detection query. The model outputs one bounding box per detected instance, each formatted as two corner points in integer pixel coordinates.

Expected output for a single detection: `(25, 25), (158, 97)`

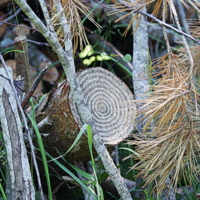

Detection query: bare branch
(21, 66), (48, 109)
(117, 0), (200, 45)
(0, 7), (21, 26)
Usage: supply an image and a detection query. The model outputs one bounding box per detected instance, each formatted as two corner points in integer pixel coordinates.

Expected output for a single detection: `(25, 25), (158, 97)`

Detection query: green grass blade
(87, 125), (95, 166)
(46, 153), (98, 199)
(27, 113), (52, 200)
(48, 124), (88, 162)
(118, 147), (141, 158)
(3, 50), (24, 55)
(65, 124), (88, 155)
(86, 125), (104, 200)
(0, 181), (7, 200)
(67, 162), (94, 181)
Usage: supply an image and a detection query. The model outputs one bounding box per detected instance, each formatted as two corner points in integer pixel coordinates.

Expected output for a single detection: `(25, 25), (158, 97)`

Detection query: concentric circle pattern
(71, 67), (136, 145)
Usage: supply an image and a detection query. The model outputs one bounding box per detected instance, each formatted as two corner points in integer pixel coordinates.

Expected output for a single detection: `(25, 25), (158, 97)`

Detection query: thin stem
(0, 7), (21, 26)
(162, 0), (171, 60)
(117, 0), (200, 45)
(38, 0), (55, 32)
(21, 66), (48, 109)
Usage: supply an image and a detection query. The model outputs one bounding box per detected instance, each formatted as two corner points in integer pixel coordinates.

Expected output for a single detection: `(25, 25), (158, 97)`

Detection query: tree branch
(13, 0), (133, 199)
(21, 66), (48, 109)
(117, 0), (200, 45)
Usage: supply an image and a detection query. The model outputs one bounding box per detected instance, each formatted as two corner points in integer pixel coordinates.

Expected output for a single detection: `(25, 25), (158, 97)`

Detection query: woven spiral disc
(71, 67), (136, 145)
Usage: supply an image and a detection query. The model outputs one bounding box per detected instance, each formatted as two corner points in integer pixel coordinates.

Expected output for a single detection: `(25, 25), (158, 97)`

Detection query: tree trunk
(132, 5), (150, 200)
(36, 67), (136, 163)
(0, 66), (35, 200)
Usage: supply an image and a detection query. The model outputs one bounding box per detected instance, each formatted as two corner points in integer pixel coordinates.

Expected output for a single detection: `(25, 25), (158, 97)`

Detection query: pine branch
(117, 0), (200, 45)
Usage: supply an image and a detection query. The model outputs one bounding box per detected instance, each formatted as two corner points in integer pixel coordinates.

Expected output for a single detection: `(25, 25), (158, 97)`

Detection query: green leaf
(65, 124), (88, 154)
(99, 171), (109, 184)
(27, 113), (52, 200)
(67, 162), (94, 181)
(122, 54), (132, 62)
(3, 50), (24, 55)
(0, 181), (7, 200)
(87, 125), (93, 158)
(86, 125), (104, 200)
(118, 147), (141, 158)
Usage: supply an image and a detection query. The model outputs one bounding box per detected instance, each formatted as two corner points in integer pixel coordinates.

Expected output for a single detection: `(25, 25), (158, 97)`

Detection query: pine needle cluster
(50, 0), (100, 52)
(108, 0), (200, 195)
(127, 51), (200, 194)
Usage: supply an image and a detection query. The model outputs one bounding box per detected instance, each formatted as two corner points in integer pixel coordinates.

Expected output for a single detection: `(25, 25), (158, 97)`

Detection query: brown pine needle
(126, 52), (200, 194)
(51, 0), (101, 52)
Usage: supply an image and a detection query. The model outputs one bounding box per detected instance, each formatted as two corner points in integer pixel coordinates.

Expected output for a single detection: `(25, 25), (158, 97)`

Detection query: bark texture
(132, 6), (150, 200)
(132, 10), (149, 101)
(36, 67), (136, 162)
(71, 68), (136, 145)
(0, 67), (35, 200)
